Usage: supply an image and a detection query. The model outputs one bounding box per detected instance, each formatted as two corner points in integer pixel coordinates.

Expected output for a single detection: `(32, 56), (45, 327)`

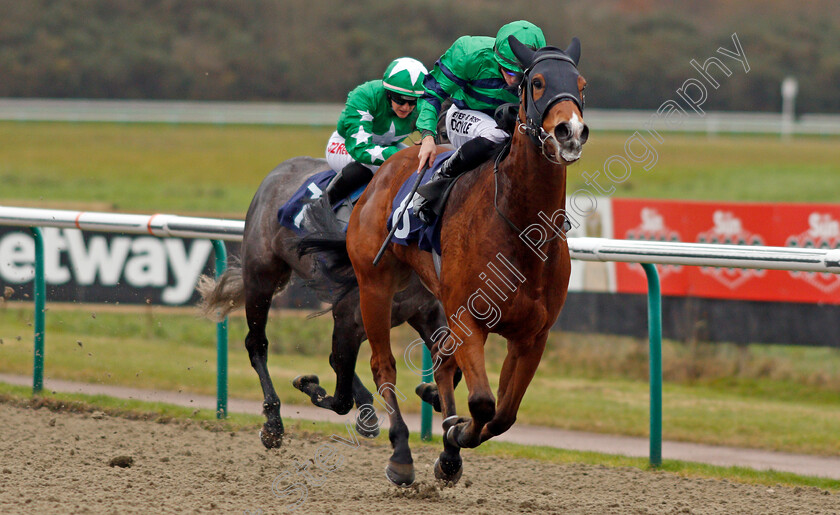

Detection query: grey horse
(197, 156), (450, 448)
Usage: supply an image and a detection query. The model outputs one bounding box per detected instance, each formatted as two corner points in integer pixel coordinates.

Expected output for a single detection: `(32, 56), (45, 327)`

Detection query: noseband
(517, 51), (584, 164)
(492, 47), (583, 243)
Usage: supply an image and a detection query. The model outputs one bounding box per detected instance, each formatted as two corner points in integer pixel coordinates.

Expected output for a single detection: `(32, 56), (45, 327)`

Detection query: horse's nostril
(554, 122), (572, 141)
(580, 125), (590, 144)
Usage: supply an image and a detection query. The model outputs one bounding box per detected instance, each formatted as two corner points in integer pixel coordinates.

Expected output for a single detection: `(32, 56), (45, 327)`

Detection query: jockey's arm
(415, 37), (478, 171)
(416, 131), (437, 173)
(342, 91), (401, 167)
(415, 81), (459, 169)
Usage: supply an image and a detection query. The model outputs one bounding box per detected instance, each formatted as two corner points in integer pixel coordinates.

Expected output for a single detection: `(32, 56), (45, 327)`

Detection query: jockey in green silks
(324, 57), (428, 204)
(411, 20), (546, 222)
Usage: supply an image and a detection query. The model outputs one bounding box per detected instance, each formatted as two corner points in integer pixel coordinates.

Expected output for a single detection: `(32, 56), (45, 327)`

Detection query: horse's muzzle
(554, 119), (588, 164)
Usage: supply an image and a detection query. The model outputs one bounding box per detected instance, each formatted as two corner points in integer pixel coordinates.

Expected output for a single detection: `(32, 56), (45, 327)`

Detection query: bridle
(517, 51), (584, 165)
(493, 48), (584, 243)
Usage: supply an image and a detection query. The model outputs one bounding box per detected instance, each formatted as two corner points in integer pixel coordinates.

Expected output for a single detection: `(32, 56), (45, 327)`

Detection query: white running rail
(2, 206), (840, 273)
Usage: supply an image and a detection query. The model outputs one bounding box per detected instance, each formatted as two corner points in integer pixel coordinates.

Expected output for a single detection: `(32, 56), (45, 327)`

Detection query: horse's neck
(498, 134), (568, 223)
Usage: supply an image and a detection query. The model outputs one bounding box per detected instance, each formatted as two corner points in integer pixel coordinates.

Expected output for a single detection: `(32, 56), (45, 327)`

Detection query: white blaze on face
(568, 112), (585, 139)
(558, 111), (585, 163)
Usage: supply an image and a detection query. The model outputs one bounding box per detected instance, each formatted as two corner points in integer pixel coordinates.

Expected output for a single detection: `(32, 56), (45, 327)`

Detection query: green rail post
(420, 346), (434, 440)
(641, 263), (662, 468)
(30, 227), (46, 395)
(211, 240), (229, 419)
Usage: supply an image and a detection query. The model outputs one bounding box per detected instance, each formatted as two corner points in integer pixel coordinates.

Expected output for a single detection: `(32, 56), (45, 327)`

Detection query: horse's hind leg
(243, 262), (291, 449)
(293, 292), (380, 437)
(408, 304), (463, 412)
(432, 354), (465, 483)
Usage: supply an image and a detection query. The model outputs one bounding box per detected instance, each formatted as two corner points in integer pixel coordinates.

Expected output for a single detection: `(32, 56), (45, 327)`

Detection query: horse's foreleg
(339, 298), (381, 438)
(480, 334), (548, 443)
(407, 303), (449, 412)
(292, 295), (380, 437)
(348, 372), (380, 439)
(243, 266), (290, 449)
(358, 282), (415, 487)
(448, 337), (496, 449)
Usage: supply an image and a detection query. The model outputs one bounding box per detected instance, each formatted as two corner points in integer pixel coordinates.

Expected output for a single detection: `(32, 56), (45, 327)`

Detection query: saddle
(419, 102), (519, 221)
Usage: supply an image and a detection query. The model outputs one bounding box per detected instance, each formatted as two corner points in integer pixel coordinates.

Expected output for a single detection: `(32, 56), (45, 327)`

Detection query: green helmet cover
(382, 57), (428, 97)
(494, 20), (546, 72)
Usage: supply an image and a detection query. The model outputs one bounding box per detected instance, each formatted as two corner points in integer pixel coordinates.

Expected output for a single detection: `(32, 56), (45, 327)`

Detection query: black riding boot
(412, 136), (502, 222)
(324, 161), (374, 205)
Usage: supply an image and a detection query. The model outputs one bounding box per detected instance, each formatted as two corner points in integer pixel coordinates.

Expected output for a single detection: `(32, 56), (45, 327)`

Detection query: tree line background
(2, 0), (838, 113)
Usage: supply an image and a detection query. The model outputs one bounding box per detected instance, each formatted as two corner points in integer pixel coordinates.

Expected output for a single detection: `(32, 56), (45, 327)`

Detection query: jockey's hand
(417, 135), (437, 173)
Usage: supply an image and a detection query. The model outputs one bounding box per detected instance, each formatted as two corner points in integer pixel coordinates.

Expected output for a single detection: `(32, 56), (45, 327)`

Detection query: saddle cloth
(385, 150), (457, 255)
(276, 169), (364, 234)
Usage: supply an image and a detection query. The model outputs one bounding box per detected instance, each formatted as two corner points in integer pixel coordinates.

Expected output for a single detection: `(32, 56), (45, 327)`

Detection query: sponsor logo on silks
(0, 227), (211, 305)
(786, 213), (840, 293)
(449, 111), (483, 135)
(696, 210), (765, 290)
(624, 207), (682, 278)
(327, 141), (348, 155)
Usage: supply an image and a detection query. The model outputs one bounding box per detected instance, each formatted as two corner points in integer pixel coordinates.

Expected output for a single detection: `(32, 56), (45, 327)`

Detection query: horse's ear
(508, 35), (536, 69)
(565, 37), (581, 66)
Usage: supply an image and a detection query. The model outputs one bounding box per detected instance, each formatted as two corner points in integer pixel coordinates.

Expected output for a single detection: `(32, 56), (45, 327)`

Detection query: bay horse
(197, 156), (449, 448)
(301, 36), (588, 486)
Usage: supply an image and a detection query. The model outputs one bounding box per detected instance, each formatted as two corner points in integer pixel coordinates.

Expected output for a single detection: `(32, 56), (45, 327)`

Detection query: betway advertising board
(3, 198), (838, 308)
(612, 199), (840, 304)
(0, 227), (221, 305)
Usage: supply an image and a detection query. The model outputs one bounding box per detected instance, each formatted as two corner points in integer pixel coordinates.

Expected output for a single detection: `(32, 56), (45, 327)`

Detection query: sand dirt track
(1, 402), (838, 514)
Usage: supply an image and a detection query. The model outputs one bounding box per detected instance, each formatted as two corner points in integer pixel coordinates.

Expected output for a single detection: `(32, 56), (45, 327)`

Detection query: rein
(492, 138), (566, 245)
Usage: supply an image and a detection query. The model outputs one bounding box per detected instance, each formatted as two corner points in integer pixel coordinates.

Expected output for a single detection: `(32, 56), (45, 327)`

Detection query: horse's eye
(532, 79), (543, 89)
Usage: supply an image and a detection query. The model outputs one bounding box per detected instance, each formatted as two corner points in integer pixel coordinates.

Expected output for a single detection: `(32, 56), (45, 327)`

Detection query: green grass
(1, 382), (837, 492)
(0, 121), (333, 214)
(0, 122), (838, 217)
(2, 304), (840, 456)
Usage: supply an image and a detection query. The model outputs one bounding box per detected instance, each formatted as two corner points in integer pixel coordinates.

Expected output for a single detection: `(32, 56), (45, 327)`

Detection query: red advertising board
(612, 199), (840, 304)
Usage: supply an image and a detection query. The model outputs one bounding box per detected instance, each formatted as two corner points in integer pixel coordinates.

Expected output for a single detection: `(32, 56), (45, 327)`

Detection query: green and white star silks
(330, 80), (417, 168)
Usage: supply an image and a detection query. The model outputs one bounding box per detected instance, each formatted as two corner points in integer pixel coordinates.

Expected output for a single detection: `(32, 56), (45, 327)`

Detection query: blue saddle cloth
(385, 150), (455, 255)
(276, 169), (365, 234)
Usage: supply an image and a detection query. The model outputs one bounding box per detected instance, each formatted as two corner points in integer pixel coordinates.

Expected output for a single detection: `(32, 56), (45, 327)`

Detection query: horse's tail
(297, 198), (359, 307)
(196, 257), (245, 322)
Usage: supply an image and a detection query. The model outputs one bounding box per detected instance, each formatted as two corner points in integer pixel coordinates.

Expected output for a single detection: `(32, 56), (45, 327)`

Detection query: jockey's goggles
(501, 67), (524, 82)
(388, 93), (418, 106)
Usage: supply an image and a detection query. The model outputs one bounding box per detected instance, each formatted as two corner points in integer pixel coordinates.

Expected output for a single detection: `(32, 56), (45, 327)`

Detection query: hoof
(259, 426), (283, 449)
(434, 457), (463, 485)
(414, 382), (441, 412)
(385, 461), (415, 487)
(355, 414), (380, 439)
(292, 374), (319, 391)
(442, 416), (470, 448)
